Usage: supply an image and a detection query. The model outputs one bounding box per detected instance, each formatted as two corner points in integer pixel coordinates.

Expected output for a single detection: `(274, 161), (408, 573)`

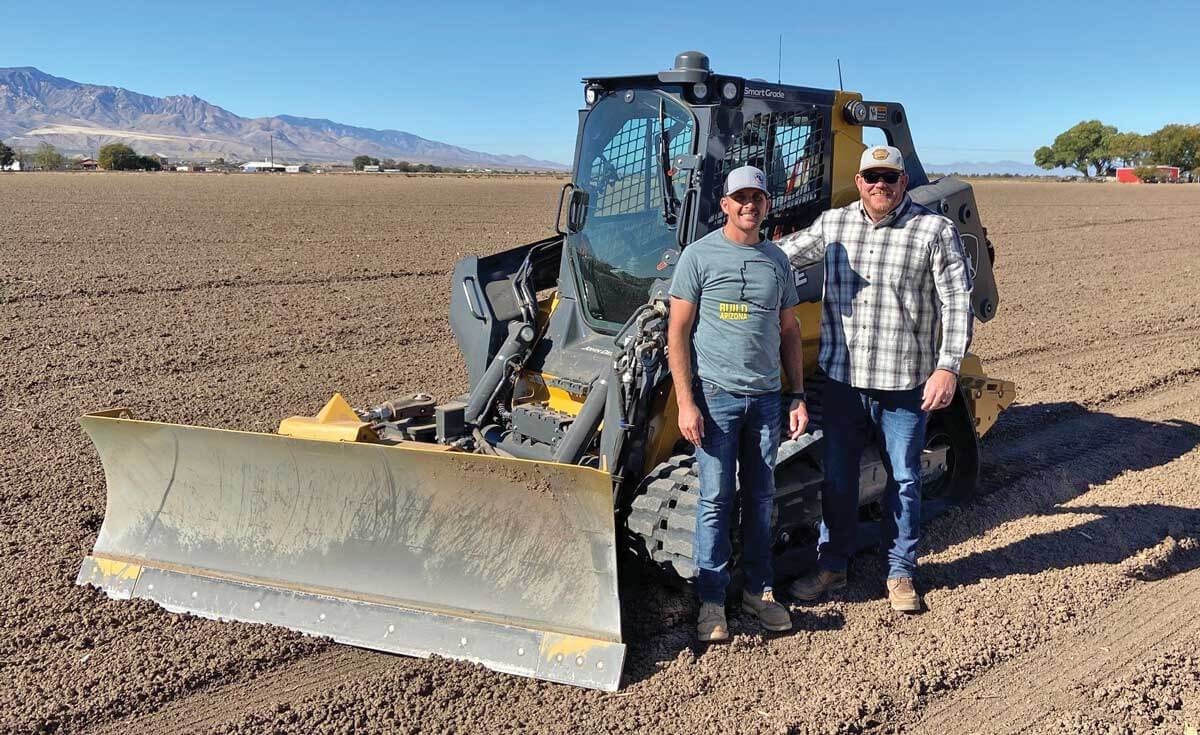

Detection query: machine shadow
(921, 400), (1200, 557)
(920, 502), (1200, 591)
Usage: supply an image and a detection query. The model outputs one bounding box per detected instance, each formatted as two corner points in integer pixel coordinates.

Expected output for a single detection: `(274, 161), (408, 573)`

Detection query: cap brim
(724, 185), (770, 195)
(858, 162), (905, 173)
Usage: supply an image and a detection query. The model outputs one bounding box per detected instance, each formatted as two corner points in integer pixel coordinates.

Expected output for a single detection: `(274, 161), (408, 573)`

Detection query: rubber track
(626, 453), (701, 580)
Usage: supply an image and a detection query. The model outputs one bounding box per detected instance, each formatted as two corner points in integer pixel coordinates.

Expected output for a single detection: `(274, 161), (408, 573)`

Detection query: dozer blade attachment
(77, 409), (625, 690)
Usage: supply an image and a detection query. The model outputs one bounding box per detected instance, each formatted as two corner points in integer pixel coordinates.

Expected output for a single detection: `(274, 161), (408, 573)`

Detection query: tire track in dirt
(84, 648), (393, 735)
(906, 567), (1200, 734)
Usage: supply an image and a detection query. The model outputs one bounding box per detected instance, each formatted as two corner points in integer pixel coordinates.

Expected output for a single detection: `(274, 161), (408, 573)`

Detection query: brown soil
(2, 174), (1199, 734)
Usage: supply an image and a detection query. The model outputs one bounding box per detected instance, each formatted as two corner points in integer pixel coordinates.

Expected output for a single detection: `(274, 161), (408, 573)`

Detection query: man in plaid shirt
(777, 145), (973, 612)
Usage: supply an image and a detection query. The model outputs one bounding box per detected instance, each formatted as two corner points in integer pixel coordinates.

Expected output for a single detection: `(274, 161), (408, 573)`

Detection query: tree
(352, 155), (379, 171)
(1146, 124), (1200, 172)
(98, 143), (139, 170)
(0, 141), (13, 168)
(1034, 120), (1117, 177)
(1105, 131), (1150, 168)
(32, 142), (66, 170)
(1133, 165), (1161, 183)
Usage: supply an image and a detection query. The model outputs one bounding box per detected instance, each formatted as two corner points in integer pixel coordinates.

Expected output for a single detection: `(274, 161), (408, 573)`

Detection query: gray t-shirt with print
(669, 228), (800, 394)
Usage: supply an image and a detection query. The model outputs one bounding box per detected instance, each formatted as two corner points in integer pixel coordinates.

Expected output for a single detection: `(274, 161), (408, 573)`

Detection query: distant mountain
(926, 160), (1082, 177)
(0, 67), (567, 169)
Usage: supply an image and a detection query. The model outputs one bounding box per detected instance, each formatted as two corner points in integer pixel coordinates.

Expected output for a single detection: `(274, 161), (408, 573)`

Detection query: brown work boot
(787, 568), (847, 601)
(741, 589), (793, 632)
(887, 577), (923, 613)
(696, 602), (729, 642)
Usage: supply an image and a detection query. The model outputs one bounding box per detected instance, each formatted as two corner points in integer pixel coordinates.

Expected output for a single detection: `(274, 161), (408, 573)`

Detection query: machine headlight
(691, 82), (709, 100)
(843, 100), (868, 124)
(721, 81), (739, 101)
(585, 84), (603, 106)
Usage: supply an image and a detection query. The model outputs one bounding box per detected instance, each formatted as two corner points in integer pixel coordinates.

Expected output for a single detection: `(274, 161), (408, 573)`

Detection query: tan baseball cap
(859, 145), (904, 173)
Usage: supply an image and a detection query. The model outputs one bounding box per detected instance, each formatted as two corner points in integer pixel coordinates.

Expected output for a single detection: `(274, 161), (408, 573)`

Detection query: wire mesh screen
(588, 115), (692, 218)
(710, 108), (826, 237)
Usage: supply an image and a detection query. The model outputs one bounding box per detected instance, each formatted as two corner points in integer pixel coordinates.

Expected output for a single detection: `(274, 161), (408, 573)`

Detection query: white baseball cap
(723, 165), (769, 195)
(859, 145), (905, 173)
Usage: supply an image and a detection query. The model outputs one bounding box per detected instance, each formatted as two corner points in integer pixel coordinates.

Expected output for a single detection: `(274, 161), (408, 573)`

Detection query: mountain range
(0, 67), (566, 169)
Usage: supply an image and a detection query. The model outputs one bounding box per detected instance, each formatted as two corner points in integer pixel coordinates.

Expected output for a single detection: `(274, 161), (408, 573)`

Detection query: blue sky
(6, 0), (1197, 166)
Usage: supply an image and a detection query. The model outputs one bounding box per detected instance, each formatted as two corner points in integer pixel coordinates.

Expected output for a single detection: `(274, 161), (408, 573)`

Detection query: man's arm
(922, 222), (974, 411)
(779, 306), (808, 439)
(668, 297), (704, 445)
(776, 212), (828, 269)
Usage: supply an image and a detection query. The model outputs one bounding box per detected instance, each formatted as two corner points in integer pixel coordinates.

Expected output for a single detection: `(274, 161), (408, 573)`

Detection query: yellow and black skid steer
(79, 52), (1015, 691)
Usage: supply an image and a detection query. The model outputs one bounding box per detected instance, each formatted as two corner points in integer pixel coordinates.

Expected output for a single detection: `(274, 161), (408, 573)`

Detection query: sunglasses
(861, 170), (902, 184)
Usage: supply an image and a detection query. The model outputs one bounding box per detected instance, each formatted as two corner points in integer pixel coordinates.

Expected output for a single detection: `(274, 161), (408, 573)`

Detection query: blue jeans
(818, 379), (926, 580)
(692, 381), (781, 604)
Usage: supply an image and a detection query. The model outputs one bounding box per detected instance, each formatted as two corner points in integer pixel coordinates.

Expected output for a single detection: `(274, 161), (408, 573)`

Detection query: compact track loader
(79, 52), (1015, 691)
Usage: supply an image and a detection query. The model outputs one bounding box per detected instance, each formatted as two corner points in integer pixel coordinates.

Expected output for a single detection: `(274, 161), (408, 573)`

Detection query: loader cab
(537, 51), (868, 388)
(562, 52), (854, 335)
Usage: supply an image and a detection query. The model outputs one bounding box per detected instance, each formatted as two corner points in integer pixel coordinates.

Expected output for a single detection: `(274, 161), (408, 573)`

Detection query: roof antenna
(837, 58), (844, 90)
(777, 35), (782, 83)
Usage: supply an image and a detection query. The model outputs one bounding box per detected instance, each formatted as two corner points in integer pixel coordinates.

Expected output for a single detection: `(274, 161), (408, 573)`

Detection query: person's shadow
(617, 401), (1200, 686)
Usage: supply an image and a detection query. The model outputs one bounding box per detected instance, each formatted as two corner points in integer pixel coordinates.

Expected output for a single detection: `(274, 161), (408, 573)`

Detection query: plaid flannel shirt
(777, 195), (973, 391)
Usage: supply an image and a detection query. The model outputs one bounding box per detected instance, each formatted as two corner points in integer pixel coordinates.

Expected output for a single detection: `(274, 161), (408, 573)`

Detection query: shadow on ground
(924, 400), (1200, 556)
(921, 503), (1200, 591)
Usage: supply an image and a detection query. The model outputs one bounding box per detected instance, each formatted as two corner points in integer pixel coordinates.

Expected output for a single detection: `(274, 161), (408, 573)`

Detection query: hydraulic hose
(463, 321), (536, 426)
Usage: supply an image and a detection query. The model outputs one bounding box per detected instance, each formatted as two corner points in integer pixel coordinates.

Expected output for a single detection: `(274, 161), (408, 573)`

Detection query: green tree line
(1036, 121), (1200, 178)
(0, 141), (164, 171)
(352, 155), (463, 173)
(98, 143), (162, 171)
(0, 142), (68, 170)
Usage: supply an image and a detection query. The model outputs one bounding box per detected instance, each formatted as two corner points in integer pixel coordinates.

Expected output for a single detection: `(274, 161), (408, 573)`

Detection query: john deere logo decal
(872, 148), (890, 160)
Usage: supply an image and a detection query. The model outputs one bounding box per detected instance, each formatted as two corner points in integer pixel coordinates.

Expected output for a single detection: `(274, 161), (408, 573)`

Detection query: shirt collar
(857, 193), (913, 229)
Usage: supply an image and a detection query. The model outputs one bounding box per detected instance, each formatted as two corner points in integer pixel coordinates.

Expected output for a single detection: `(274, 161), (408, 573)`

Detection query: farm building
(241, 161), (286, 173)
(1115, 165), (1180, 183)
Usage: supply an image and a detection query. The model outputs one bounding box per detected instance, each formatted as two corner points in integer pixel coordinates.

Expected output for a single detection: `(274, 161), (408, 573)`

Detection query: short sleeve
(668, 246), (702, 304)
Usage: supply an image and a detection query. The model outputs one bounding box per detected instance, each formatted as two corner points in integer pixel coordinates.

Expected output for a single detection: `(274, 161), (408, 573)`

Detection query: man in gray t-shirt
(667, 165), (808, 642)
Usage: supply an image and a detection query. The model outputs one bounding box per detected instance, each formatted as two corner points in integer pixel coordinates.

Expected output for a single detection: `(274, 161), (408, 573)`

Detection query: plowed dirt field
(3, 174), (1199, 734)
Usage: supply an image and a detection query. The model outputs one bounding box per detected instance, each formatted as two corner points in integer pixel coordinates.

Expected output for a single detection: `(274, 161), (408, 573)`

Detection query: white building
(241, 161), (286, 172)
(2, 160), (21, 172)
